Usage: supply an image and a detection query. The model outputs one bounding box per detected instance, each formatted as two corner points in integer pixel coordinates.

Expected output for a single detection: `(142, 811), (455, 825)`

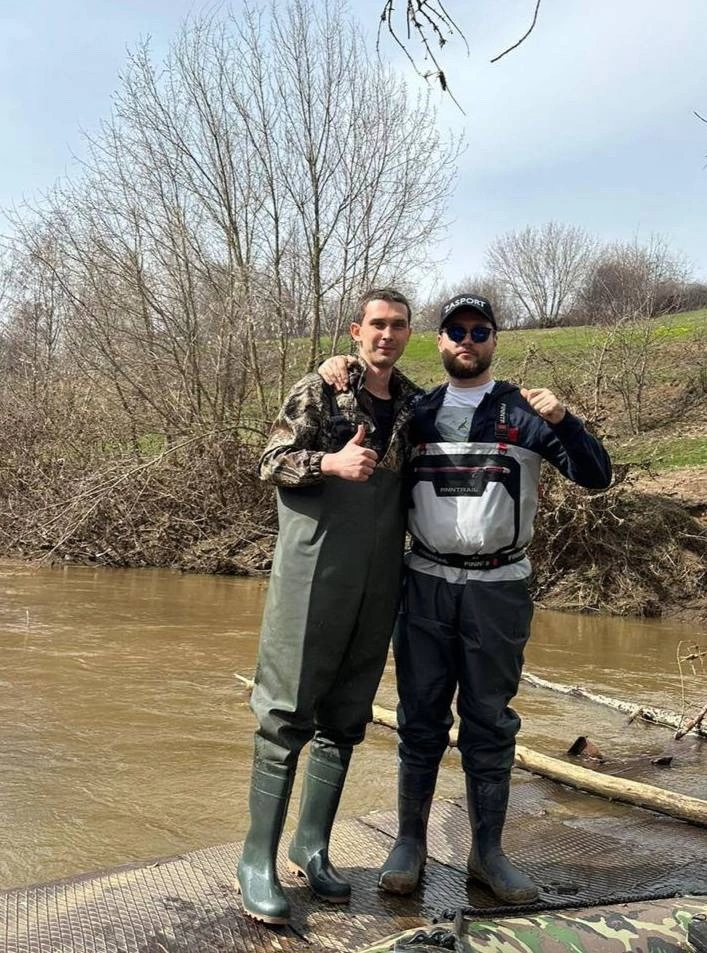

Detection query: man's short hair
(356, 288), (412, 325)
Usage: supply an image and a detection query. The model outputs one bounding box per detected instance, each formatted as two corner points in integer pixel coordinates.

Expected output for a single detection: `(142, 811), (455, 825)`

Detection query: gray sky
(2, 0), (706, 292)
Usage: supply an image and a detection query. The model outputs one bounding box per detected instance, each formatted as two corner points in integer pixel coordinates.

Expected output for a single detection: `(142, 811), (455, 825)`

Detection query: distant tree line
(421, 223), (707, 331)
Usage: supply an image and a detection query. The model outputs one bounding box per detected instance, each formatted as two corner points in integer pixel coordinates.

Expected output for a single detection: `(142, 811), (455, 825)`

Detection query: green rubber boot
(236, 762), (294, 925)
(466, 775), (539, 905)
(287, 747), (352, 903)
(378, 766), (437, 895)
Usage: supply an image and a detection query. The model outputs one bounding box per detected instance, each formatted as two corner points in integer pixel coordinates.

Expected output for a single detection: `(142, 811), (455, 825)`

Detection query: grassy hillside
(394, 309), (707, 471)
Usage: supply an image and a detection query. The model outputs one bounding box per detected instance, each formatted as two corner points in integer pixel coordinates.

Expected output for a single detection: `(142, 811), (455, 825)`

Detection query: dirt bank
(1, 437), (704, 624)
(631, 466), (707, 625)
(524, 462), (706, 624)
(634, 466), (707, 507)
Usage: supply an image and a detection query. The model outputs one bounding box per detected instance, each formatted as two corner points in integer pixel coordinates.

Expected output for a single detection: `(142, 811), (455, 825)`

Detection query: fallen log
(521, 671), (707, 740)
(234, 676), (707, 826)
(513, 744), (707, 826)
(370, 704), (707, 827)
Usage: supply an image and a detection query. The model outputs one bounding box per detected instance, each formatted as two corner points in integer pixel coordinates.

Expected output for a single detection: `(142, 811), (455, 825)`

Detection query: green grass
(398, 308), (707, 471)
(614, 435), (707, 469)
(398, 308), (705, 370)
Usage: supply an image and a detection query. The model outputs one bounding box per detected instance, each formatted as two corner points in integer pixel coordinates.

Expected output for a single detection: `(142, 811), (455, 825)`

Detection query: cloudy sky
(1, 0), (706, 293)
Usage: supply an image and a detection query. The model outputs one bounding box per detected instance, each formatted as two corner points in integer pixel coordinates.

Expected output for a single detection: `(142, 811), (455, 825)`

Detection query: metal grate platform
(2, 775), (706, 952)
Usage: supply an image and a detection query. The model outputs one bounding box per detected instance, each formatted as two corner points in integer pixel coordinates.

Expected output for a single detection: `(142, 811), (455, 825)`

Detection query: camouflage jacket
(258, 359), (422, 486)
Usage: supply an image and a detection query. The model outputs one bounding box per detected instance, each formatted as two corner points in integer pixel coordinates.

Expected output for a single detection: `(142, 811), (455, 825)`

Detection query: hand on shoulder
(318, 355), (356, 392)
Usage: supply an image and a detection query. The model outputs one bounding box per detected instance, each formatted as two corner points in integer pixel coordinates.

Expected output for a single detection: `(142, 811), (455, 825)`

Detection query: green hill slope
(394, 309), (707, 471)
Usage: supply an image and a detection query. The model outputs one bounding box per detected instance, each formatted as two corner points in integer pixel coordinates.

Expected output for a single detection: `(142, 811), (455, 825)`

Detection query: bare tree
(570, 237), (692, 435)
(486, 222), (596, 328)
(579, 235), (691, 324)
(9, 0), (460, 441)
(261, 0), (460, 369)
(605, 316), (663, 434)
(1, 229), (67, 407)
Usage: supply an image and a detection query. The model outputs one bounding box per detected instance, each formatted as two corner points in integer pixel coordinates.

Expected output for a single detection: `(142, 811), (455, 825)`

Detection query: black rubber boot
(466, 775), (539, 905)
(287, 747), (352, 903)
(378, 766), (437, 895)
(236, 762), (294, 925)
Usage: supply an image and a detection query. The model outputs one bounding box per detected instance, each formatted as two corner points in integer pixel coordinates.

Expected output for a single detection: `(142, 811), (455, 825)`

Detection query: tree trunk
(235, 676), (707, 827)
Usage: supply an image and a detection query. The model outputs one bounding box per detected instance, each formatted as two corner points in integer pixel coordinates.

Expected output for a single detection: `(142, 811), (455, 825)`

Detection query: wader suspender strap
(324, 382), (341, 417)
(324, 383), (356, 445)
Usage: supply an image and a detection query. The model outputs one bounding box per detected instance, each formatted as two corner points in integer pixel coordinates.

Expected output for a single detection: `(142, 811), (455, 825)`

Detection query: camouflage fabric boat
(355, 896), (707, 953)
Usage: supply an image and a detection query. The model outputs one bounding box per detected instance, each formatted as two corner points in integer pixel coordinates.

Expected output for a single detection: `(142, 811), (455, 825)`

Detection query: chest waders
(237, 467), (405, 924)
(380, 386), (544, 905)
(379, 569), (539, 904)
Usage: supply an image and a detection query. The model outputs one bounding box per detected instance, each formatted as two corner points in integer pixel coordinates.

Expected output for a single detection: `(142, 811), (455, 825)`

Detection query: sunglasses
(444, 324), (494, 344)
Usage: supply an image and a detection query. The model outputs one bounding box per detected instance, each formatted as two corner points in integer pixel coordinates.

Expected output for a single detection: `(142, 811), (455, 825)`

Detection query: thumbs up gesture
(321, 424), (378, 481)
(520, 387), (566, 425)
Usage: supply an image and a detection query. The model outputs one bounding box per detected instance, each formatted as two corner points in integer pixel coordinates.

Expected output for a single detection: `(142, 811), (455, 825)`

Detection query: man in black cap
(320, 292), (612, 905)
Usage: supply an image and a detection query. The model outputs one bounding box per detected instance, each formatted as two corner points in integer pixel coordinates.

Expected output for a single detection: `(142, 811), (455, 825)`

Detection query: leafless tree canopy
(486, 222), (596, 328)
(4, 0), (460, 437)
(425, 229), (695, 331)
(0, 0), (460, 571)
(578, 236), (691, 324)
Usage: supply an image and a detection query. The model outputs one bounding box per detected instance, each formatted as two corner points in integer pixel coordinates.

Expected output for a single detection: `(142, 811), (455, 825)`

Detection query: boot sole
(287, 862), (351, 904)
(466, 868), (539, 905)
(378, 870), (421, 895)
(235, 878), (290, 926)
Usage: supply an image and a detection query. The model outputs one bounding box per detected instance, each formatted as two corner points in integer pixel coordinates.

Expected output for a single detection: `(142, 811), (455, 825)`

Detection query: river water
(0, 561), (704, 892)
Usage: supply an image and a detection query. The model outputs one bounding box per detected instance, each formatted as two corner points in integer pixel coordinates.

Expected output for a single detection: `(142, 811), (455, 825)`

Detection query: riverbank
(0, 455), (704, 624)
(627, 466), (707, 624)
(1, 312), (704, 622)
(530, 463), (707, 625)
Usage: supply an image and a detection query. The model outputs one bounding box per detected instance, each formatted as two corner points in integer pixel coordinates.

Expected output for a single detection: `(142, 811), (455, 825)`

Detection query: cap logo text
(445, 296), (487, 313)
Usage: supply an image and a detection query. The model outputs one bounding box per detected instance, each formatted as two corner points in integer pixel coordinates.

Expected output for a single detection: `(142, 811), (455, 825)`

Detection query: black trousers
(394, 568), (533, 781)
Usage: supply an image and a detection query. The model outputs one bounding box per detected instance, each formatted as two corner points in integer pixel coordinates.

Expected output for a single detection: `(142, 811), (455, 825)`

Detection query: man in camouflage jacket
(236, 288), (421, 926)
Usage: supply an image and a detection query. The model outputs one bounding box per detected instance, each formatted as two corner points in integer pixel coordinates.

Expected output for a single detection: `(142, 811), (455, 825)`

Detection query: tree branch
(491, 0), (542, 63)
(377, 0), (467, 108)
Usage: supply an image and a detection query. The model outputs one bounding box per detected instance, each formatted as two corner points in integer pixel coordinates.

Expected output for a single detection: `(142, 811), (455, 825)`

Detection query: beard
(441, 350), (493, 380)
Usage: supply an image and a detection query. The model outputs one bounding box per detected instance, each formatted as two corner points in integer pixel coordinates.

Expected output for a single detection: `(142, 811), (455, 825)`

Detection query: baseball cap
(439, 293), (497, 331)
